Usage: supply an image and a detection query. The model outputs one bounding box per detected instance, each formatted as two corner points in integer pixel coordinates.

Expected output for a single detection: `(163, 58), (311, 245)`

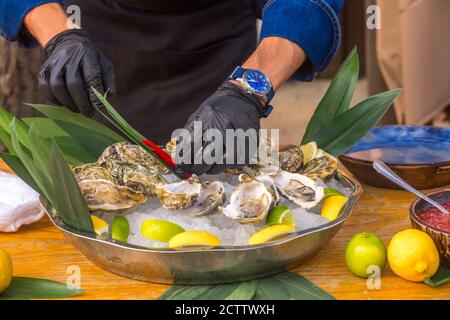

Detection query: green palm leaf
(302, 48), (359, 144)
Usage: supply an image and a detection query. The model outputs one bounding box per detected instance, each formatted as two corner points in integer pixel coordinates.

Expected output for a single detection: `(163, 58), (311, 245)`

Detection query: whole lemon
(0, 248), (13, 293)
(387, 229), (439, 282)
(345, 232), (387, 278)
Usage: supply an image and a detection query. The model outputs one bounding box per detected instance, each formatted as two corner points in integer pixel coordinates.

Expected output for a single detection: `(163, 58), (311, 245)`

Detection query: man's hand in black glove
(38, 29), (115, 116)
(178, 82), (263, 175)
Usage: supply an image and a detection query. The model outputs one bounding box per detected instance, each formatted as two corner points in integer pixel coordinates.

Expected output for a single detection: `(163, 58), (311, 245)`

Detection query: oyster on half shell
(300, 152), (337, 180)
(277, 145), (303, 173)
(78, 179), (147, 212)
(190, 181), (226, 216)
(273, 171), (324, 209)
(103, 160), (166, 196)
(155, 175), (202, 210)
(219, 174), (274, 224)
(99, 142), (169, 174)
(74, 163), (116, 183)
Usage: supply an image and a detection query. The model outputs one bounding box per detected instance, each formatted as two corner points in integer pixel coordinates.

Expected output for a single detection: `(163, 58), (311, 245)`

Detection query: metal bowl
(44, 171), (362, 285)
(409, 189), (450, 266)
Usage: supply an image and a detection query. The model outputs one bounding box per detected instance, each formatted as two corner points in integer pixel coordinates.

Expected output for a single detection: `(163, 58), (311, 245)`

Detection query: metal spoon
(372, 160), (449, 215)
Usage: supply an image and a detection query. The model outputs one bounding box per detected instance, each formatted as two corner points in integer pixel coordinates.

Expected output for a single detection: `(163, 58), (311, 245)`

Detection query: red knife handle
(141, 139), (192, 179)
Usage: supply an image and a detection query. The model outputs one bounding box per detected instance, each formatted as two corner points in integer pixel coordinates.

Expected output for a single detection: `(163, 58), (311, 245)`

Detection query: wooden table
(0, 161), (449, 300)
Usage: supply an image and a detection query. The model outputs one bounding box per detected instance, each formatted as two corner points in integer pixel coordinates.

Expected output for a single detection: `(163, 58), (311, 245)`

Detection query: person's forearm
(24, 3), (77, 47)
(242, 37), (307, 90)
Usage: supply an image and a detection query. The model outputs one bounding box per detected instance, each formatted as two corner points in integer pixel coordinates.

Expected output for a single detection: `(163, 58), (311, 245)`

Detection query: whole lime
(345, 232), (387, 278)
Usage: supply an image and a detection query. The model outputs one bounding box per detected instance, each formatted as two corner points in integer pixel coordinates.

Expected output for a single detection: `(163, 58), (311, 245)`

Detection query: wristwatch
(227, 66), (274, 118)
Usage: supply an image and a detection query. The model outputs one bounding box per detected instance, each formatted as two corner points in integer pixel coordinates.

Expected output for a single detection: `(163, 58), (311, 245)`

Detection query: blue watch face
(243, 70), (271, 95)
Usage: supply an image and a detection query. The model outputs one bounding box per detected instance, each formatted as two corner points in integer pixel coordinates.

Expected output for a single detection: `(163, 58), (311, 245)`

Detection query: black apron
(63, 0), (261, 144)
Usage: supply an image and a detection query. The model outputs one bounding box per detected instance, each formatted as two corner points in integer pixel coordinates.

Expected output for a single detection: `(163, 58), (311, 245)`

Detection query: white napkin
(0, 171), (45, 232)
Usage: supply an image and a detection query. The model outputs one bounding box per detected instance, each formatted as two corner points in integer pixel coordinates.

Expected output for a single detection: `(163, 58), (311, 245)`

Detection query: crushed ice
(97, 173), (354, 249)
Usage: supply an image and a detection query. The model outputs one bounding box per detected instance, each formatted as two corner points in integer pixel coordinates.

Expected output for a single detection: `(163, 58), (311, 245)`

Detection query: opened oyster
(103, 160), (166, 196)
(219, 174), (274, 224)
(74, 163), (116, 183)
(99, 142), (169, 174)
(155, 175), (202, 210)
(78, 179), (147, 212)
(300, 152), (337, 180)
(190, 181), (226, 216)
(277, 145), (303, 173)
(273, 171), (324, 209)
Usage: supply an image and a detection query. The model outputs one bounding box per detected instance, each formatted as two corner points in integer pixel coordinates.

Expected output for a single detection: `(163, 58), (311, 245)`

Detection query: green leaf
(424, 265), (450, 287)
(9, 119), (52, 202)
(49, 142), (93, 232)
(275, 273), (335, 300)
(22, 118), (68, 137)
(302, 48), (360, 144)
(0, 277), (82, 300)
(0, 152), (42, 194)
(313, 89), (402, 156)
(91, 88), (144, 143)
(53, 120), (114, 159)
(0, 127), (14, 153)
(193, 283), (240, 300)
(253, 276), (292, 300)
(91, 88), (172, 172)
(158, 285), (213, 300)
(53, 136), (97, 165)
(27, 104), (124, 142)
(226, 280), (258, 300)
(0, 108), (31, 150)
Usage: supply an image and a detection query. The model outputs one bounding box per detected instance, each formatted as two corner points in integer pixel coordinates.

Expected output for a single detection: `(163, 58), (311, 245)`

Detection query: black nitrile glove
(178, 82), (263, 175)
(38, 29), (115, 116)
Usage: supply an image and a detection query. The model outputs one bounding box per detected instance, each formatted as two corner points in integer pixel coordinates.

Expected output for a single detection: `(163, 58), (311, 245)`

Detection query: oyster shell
(300, 152), (337, 180)
(155, 175), (202, 210)
(78, 179), (147, 212)
(219, 174), (274, 224)
(273, 171), (324, 209)
(190, 181), (226, 216)
(277, 145), (303, 173)
(99, 142), (169, 174)
(102, 160), (166, 196)
(74, 163), (116, 183)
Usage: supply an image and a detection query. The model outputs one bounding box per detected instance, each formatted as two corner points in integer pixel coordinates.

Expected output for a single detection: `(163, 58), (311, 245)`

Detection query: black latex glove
(178, 82), (263, 175)
(38, 29), (115, 116)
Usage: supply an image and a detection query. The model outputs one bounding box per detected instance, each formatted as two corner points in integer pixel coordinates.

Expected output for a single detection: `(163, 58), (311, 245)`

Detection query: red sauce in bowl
(418, 203), (450, 232)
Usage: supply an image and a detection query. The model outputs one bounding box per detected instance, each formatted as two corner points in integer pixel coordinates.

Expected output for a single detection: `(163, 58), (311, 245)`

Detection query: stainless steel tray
(45, 170), (363, 285)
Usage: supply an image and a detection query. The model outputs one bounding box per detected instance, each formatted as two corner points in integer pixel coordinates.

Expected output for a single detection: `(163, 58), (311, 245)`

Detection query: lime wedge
(248, 224), (296, 245)
(324, 187), (344, 198)
(141, 220), (185, 242)
(112, 216), (130, 242)
(168, 231), (221, 249)
(266, 205), (296, 226)
(300, 142), (318, 165)
(321, 195), (348, 221)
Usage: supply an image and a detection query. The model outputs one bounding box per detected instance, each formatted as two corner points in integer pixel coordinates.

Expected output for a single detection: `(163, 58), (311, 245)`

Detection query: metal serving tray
(45, 171), (363, 285)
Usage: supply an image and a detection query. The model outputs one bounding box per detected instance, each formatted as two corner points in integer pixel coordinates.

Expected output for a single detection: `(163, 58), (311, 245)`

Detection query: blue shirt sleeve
(260, 0), (345, 82)
(0, 0), (62, 47)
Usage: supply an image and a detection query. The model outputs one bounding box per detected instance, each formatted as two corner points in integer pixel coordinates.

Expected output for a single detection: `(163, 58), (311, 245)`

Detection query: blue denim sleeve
(0, 0), (63, 47)
(260, 0), (345, 81)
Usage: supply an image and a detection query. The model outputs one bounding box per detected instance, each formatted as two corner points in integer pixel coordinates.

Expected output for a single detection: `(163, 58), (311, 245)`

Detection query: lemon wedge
(321, 195), (348, 221)
(141, 220), (185, 242)
(91, 215), (109, 236)
(248, 224), (296, 245)
(168, 231), (220, 249)
(300, 142), (318, 165)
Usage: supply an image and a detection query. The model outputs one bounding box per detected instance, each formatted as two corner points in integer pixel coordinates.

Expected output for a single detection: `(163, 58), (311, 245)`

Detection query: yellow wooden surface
(0, 160), (449, 300)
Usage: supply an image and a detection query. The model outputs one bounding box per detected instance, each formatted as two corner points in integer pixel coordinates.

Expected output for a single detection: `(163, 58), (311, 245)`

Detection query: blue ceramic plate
(344, 126), (450, 165)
